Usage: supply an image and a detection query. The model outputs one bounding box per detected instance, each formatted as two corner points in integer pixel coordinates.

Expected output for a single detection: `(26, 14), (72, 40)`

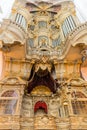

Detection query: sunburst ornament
(26, 1), (61, 14)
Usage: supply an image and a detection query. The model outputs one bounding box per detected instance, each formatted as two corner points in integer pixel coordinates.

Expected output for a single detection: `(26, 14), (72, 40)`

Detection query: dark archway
(27, 68), (60, 93)
(34, 101), (47, 113)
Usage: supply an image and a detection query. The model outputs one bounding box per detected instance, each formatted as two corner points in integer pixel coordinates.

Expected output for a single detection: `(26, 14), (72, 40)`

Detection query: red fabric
(34, 101), (47, 113)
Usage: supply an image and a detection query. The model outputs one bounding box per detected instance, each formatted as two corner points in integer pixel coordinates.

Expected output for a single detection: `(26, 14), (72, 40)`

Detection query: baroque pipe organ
(0, 0), (87, 130)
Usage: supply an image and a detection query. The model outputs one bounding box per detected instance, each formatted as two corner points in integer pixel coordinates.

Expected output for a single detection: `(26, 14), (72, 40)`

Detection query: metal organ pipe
(21, 17), (24, 26)
(67, 17), (72, 31)
(64, 20), (69, 36)
(64, 21), (68, 35)
(15, 13), (19, 23)
(62, 15), (77, 37)
(62, 24), (65, 37)
(70, 15), (76, 28)
(20, 15), (23, 25)
(66, 19), (71, 33)
(69, 16), (75, 29)
(15, 13), (27, 29)
(15, 13), (18, 22)
(62, 22), (67, 37)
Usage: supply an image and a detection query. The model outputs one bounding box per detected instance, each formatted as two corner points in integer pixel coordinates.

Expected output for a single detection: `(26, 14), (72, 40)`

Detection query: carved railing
(68, 22), (87, 39)
(0, 19), (28, 45)
(59, 22), (87, 60)
(0, 115), (20, 129)
(69, 115), (87, 130)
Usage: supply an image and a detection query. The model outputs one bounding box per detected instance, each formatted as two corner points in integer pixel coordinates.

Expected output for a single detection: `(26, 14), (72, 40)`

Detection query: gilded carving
(0, 0), (87, 130)
(31, 85), (52, 96)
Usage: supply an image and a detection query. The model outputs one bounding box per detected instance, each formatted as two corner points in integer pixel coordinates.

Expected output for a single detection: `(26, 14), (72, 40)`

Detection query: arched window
(64, 105), (69, 117)
(15, 13), (27, 29)
(71, 91), (87, 115)
(0, 90), (18, 115)
(81, 57), (87, 81)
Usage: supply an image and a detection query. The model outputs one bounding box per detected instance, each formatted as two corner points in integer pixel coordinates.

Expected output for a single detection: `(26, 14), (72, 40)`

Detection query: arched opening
(34, 101), (47, 115)
(71, 91), (87, 115)
(81, 58), (87, 81)
(71, 91), (87, 98)
(0, 90), (18, 115)
(27, 68), (59, 94)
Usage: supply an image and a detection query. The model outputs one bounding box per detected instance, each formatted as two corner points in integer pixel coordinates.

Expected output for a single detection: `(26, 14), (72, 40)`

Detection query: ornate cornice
(0, 76), (26, 85)
(59, 22), (87, 60)
(0, 19), (28, 48)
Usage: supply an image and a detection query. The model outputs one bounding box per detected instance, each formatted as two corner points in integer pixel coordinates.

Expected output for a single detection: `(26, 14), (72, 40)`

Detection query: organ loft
(0, 0), (87, 130)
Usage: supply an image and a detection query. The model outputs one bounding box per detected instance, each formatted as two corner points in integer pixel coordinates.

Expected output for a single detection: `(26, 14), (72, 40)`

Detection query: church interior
(0, 0), (87, 129)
